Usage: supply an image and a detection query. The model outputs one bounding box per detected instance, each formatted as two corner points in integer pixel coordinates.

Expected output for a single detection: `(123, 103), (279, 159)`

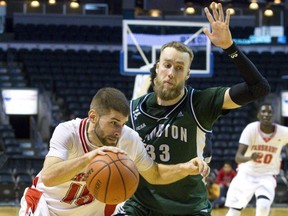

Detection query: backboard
(120, 19), (213, 78)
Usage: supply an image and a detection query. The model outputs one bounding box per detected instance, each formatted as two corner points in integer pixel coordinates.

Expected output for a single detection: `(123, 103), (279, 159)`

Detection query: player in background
(19, 87), (209, 216)
(115, 2), (270, 216)
(225, 103), (288, 216)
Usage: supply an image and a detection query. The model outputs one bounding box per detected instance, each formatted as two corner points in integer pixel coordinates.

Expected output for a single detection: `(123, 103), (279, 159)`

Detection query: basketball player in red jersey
(19, 87), (209, 216)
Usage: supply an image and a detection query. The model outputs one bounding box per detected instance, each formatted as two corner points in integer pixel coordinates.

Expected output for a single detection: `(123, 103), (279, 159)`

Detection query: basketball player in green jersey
(114, 2), (270, 216)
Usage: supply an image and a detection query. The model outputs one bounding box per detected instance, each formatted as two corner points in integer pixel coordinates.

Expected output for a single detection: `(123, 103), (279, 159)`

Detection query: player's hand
(86, 146), (127, 162)
(181, 157), (210, 177)
(250, 152), (261, 161)
(203, 2), (233, 49)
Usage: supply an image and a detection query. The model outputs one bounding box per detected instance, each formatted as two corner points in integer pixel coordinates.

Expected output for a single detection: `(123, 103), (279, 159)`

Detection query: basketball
(86, 152), (139, 204)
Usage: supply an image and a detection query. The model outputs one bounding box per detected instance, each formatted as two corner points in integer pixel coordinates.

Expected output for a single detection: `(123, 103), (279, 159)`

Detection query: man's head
(159, 41), (194, 65)
(88, 87), (129, 146)
(90, 87), (129, 117)
(257, 103), (273, 127)
(150, 41), (194, 101)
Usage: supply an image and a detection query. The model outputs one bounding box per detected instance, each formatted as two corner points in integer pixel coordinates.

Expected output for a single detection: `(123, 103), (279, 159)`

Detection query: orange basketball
(86, 152), (139, 204)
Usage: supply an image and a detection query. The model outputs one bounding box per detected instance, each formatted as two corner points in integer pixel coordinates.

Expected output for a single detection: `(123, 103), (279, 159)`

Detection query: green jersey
(127, 86), (227, 215)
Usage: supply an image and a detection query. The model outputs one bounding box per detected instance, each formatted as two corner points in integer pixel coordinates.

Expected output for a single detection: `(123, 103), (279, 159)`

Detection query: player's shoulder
(54, 118), (83, 136)
(275, 123), (288, 132)
(192, 86), (228, 95)
(121, 125), (140, 138)
(57, 118), (82, 129)
(192, 86), (228, 107)
(130, 92), (153, 108)
(131, 93), (149, 103)
(118, 126), (145, 158)
(245, 121), (258, 129)
(119, 126), (144, 148)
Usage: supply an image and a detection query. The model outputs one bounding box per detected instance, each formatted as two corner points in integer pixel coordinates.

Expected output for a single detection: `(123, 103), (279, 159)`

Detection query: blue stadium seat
(0, 172), (16, 203)
(15, 172), (33, 199)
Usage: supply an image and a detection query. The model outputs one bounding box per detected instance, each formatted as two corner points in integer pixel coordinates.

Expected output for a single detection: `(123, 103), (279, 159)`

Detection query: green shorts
(114, 198), (212, 216)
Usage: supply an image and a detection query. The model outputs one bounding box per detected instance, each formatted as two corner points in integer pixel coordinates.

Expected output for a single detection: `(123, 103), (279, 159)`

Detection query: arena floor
(211, 207), (288, 216)
(1, 206), (288, 216)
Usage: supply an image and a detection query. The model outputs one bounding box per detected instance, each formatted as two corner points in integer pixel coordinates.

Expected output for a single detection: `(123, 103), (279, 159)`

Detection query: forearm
(156, 163), (189, 184)
(142, 162), (189, 185)
(140, 157), (209, 185)
(235, 153), (252, 164)
(41, 155), (90, 186)
(224, 43), (270, 105)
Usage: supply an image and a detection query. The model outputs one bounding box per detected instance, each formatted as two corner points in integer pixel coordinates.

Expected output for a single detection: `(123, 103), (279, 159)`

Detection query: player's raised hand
(203, 2), (233, 49)
(181, 157), (210, 177)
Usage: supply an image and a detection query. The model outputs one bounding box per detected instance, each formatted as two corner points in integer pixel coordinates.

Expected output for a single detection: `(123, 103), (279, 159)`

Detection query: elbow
(253, 79), (270, 99)
(230, 80), (270, 106)
(235, 155), (241, 164)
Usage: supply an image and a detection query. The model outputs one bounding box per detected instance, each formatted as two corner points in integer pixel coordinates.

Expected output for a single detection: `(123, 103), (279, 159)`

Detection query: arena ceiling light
(185, 2), (195, 15)
(185, 6), (195, 15)
(264, 8), (273, 16)
(48, 0), (56, 5)
(249, 1), (259, 10)
(149, 9), (161, 17)
(70, 0), (80, 9)
(31, 0), (40, 8)
(0, 1), (6, 6)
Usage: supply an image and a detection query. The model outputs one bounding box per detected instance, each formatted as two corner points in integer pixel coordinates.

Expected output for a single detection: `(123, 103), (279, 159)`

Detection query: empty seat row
(13, 24), (122, 43)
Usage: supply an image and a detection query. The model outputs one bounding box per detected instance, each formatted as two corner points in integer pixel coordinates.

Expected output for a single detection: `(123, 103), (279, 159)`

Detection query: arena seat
(212, 149), (223, 160)
(223, 148), (237, 160)
(213, 141), (227, 149)
(0, 172), (16, 203)
(274, 170), (288, 203)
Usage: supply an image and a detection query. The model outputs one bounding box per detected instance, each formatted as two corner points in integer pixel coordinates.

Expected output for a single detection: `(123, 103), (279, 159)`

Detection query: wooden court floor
(1, 206), (288, 216)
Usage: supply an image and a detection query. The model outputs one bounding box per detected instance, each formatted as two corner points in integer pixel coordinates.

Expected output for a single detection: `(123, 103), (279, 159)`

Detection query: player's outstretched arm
(203, 2), (270, 109)
(41, 146), (126, 187)
(139, 157), (210, 185)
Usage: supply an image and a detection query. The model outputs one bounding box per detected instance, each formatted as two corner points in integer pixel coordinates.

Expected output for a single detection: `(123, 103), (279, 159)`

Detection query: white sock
(256, 198), (271, 216)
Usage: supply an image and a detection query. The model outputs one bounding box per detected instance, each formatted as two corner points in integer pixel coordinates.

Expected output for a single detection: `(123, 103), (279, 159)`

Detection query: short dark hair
(257, 102), (273, 112)
(90, 87), (129, 117)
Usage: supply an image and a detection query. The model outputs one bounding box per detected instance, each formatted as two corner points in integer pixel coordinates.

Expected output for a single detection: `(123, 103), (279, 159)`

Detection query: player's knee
(226, 207), (242, 216)
(256, 196), (271, 216)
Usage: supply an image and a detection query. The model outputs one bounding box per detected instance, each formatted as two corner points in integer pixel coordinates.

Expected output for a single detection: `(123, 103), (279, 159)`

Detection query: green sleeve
(193, 87), (228, 130)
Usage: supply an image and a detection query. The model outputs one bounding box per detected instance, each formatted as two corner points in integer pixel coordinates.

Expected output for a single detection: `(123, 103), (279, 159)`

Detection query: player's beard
(154, 77), (185, 101)
(93, 121), (118, 147)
